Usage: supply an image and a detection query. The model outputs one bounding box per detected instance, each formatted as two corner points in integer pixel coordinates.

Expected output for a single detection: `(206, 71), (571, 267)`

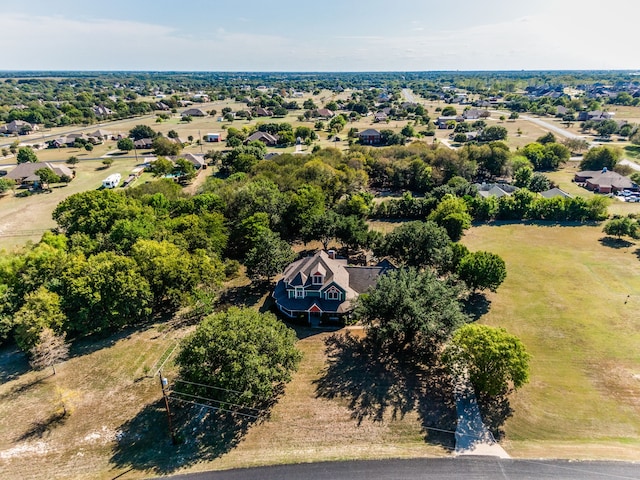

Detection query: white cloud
(2, 6), (639, 71)
(2, 13), (292, 70)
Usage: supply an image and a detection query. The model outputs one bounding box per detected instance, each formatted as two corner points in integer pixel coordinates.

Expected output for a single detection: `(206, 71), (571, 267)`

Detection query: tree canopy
(457, 251), (507, 292)
(17, 147), (38, 164)
(443, 324), (530, 398)
(353, 267), (469, 355)
(175, 307), (302, 407)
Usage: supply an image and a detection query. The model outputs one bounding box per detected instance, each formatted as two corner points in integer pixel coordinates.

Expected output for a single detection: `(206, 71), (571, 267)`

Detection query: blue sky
(2, 0), (639, 71)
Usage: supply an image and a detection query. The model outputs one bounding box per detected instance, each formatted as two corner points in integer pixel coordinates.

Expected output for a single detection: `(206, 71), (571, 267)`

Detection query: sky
(2, 0), (639, 71)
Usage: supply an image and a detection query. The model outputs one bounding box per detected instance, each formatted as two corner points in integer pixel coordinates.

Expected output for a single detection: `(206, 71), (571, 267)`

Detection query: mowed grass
(462, 223), (640, 459)
(0, 323), (446, 480)
(0, 157), (157, 251)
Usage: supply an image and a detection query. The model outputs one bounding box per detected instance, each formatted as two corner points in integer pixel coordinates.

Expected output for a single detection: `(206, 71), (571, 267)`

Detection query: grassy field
(0, 157), (159, 252)
(462, 223), (640, 459)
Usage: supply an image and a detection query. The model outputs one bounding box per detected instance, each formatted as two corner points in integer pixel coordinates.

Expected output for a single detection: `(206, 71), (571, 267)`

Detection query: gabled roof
(6, 162), (73, 182)
(359, 128), (381, 137)
(246, 131), (278, 144)
(274, 251), (395, 315)
(540, 187), (573, 199)
(181, 108), (207, 116)
(577, 170), (634, 190)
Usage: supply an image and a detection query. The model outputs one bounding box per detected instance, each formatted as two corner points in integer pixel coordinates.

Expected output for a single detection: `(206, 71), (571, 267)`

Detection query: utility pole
(159, 371), (177, 444)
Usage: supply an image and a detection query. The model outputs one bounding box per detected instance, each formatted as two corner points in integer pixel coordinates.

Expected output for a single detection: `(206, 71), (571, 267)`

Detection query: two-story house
(273, 250), (394, 326)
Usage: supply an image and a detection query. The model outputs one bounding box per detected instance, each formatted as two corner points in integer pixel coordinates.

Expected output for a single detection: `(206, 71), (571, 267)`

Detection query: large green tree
(131, 239), (224, 307)
(353, 268), (469, 355)
(428, 194), (472, 242)
(53, 190), (150, 236)
(376, 220), (452, 271)
(443, 324), (530, 398)
(244, 230), (295, 281)
(603, 217), (639, 240)
(17, 147), (38, 164)
(128, 124), (157, 140)
(579, 145), (621, 171)
(60, 252), (152, 335)
(13, 287), (67, 352)
(117, 137), (135, 152)
(35, 168), (60, 190)
(457, 251), (507, 292)
(175, 307), (302, 407)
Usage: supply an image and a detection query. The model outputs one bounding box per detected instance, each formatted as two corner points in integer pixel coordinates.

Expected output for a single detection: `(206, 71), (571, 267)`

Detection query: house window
(326, 288), (340, 301)
(295, 287), (304, 298)
(312, 274), (323, 285)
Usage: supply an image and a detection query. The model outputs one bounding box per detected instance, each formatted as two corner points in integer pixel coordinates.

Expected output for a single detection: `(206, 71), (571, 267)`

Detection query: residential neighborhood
(0, 2), (640, 478)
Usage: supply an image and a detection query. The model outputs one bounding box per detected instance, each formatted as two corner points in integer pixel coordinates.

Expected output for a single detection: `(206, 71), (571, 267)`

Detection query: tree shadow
(0, 371), (51, 401)
(598, 236), (635, 249)
(462, 293), (492, 321)
(476, 392), (514, 440)
(0, 345), (31, 383)
(110, 398), (261, 476)
(218, 281), (273, 312)
(15, 410), (68, 442)
(314, 332), (456, 450)
(633, 248), (640, 261)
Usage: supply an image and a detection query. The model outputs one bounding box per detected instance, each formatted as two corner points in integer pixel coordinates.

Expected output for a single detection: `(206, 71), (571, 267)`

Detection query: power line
(169, 389), (267, 414)
(168, 396), (260, 420)
(172, 378), (245, 396)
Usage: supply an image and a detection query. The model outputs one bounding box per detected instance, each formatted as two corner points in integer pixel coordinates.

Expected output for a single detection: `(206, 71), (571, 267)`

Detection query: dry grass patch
(462, 223), (640, 459)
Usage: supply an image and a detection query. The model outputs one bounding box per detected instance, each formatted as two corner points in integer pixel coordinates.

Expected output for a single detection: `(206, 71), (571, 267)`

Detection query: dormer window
(326, 286), (340, 301)
(312, 273), (324, 285)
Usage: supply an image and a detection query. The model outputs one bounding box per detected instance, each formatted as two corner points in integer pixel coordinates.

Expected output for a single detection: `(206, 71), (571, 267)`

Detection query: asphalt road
(163, 457), (640, 480)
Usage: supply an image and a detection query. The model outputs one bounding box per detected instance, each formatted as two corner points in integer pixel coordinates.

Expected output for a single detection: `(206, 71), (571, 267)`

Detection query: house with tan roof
(273, 250), (394, 326)
(6, 162), (74, 185)
(574, 168), (636, 194)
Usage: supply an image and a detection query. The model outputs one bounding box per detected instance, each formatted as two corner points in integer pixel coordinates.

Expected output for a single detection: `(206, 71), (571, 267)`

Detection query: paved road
(402, 88), (416, 103)
(519, 115), (586, 141)
(164, 458), (640, 480)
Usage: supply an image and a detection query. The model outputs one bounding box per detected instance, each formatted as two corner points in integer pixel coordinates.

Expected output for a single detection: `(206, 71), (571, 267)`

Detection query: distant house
(92, 105), (113, 117)
(315, 108), (335, 119)
(574, 169), (635, 193)
(272, 250), (394, 325)
(6, 162), (74, 185)
(181, 108), (207, 117)
(170, 153), (206, 170)
(577, 110), (615, 122)
(373, 112), (388, 122)
(89, 129), (115, 141)
(556, 106), (568, 116)
(474, 183), (518, 198)
(134, 138), (154, 149)
(0, 120), (38, 135)
(254, 107), (273, 117)
(540, 187), (573, 199)
(245, 131), (278, 146)
(463, 109), (488, 121)
(358, 128), (382, 145)
(437, 115), (464, 129)
(203, 133), (221, 142)
(155, 102), (170, 111)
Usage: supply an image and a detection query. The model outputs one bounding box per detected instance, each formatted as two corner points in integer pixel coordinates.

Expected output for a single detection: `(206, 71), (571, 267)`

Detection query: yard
(0, 157), (156, 251)
(462, 223), (640, 459)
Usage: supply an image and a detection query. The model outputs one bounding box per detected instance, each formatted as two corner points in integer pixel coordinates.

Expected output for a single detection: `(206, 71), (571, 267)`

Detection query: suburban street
(519, 114), (585, 141)
(164, 458), (640, 480)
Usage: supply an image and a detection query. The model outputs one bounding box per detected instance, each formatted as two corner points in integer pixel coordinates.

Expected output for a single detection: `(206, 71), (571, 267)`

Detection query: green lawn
(462, 223), (640, 459)
(0, 157), (153, 252)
